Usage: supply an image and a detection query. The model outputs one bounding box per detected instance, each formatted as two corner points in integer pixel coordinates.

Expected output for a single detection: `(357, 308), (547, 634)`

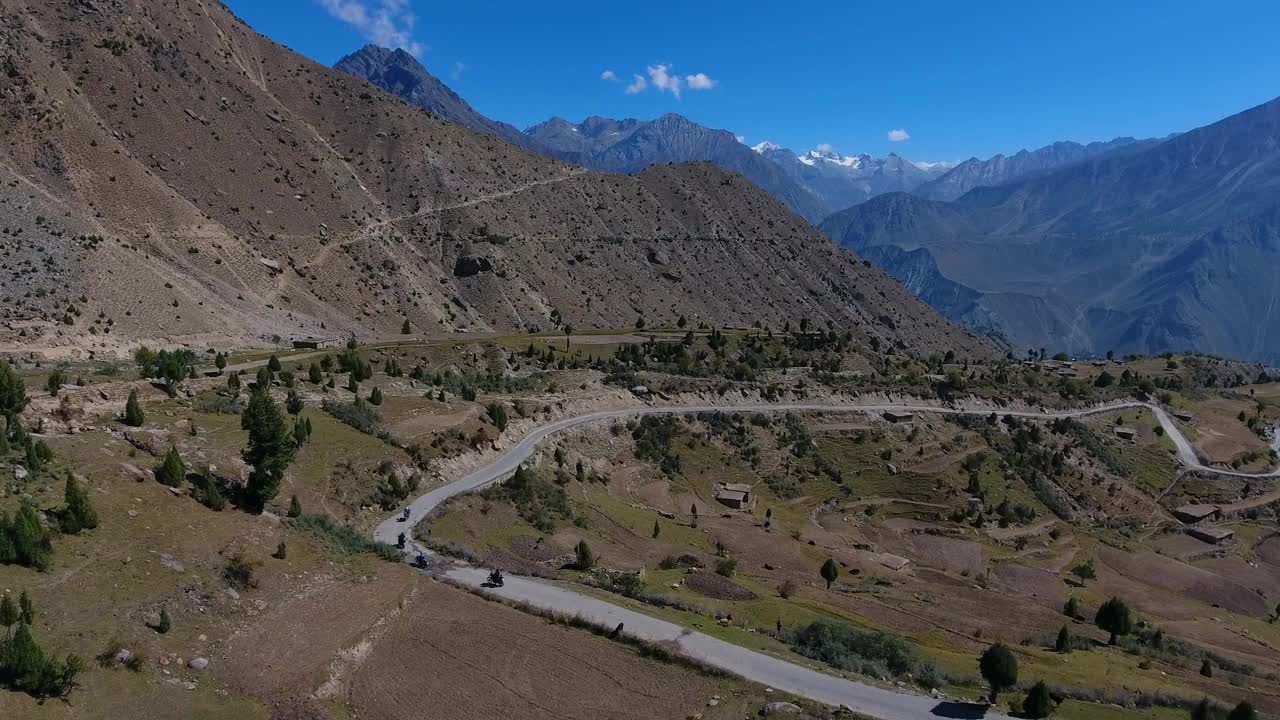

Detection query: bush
(321, 398), (385, 438)
(778, 579), (797, 599)
(290, 513), (403, 562)
(714, 558), (737, 577)
(784, 621), (921, 680)
(194, 473), (226, 511)
(1022, 680), (1054, 718)
(223, 552), (257, 590)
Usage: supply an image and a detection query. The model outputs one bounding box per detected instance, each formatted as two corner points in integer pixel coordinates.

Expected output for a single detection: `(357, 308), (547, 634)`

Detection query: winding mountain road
(373, 399), (1277, 720)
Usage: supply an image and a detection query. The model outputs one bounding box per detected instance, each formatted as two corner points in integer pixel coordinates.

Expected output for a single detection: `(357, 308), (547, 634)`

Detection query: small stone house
(1188, 526), (1234, 545)
(291, 337), (339, 350)
(1113, 426), (1137, 441)
(1172, 504), (1222, 524)
(714, 483), (754, 510)
(882, 411), (915, 424)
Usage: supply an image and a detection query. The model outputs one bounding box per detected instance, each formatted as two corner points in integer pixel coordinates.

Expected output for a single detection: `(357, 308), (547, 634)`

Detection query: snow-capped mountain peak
(800, 148), (866, 169)
(750, 140), (782, 154)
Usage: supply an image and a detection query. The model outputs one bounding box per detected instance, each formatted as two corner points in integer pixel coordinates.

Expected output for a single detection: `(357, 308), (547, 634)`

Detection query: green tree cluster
(0, 591), (84, 698)
(134, 348), (196, 397)
(0, 507), (53, 570)
(0, 361), (29, 440)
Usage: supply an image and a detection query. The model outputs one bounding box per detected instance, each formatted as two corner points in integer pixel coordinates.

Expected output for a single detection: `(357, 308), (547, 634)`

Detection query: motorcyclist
(396, 532), (406, 549)
(488, 568), (504, 586)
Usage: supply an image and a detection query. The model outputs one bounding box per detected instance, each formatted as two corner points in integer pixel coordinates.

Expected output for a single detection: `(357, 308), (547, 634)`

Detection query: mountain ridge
(0, 0), (993, 361)
(822, 96), (1280, 362)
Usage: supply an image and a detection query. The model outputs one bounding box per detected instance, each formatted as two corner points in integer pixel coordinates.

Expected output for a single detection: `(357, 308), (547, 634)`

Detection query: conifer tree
(241, 388), (297, 514)
(157, 446), (186, 487)
(0, 593), (18, 631)
(61, 472), (98, 534)
(123, 389), (145, 427)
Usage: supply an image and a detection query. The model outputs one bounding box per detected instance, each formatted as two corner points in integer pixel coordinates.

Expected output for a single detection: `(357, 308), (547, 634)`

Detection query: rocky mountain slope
(0, 0), (993, 360)
(333, 44), (549, 155)
(822, 96), (1280, 362)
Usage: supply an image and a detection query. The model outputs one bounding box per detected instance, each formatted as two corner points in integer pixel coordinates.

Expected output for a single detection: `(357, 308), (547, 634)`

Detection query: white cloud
(685, 72), (717, 90)
(450, 61), (466, 80)
(625, 74), (647, 94)
(319, 0), (426, 57)
(601, 69), (618, 81)
(887, 128), (910, 142)
(815, 142), (834, 153)
(648, 64), (681, 98)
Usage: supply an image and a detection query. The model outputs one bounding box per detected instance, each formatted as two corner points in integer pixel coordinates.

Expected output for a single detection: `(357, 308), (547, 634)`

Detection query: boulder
(761, 702), (802, 716)
(189, 657), (208, 671)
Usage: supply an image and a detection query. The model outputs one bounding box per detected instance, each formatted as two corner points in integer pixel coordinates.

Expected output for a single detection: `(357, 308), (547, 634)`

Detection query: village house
(714, 483), (754, 510)
(1113, 426), (1137, 441)
(1172, 504), (1222, 524)
(882, 411), (915, 424)
(291, 337), (340, 350)
(1188, 526), (1235, 545)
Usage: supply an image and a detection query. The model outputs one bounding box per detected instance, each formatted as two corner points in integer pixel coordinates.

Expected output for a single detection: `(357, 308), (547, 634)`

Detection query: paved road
(373, 399), (1275, 720)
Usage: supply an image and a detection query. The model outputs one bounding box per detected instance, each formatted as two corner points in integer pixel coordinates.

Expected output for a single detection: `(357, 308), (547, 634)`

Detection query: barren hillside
(0, 0), (993, 359)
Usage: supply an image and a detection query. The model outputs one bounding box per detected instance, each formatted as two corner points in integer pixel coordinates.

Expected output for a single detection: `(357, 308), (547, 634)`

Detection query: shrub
(223, 552), (257, 590)
(785, 621), (921, 680)
(714, 558), (737, 577)
(290, 513), (403, 562)
(321, 397), (382, 436)
(778, 579), (797, 599)
(1022, 680), (1054, 718)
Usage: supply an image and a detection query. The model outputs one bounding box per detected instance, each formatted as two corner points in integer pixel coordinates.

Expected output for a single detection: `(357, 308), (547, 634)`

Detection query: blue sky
(225, 0), (1280, 162)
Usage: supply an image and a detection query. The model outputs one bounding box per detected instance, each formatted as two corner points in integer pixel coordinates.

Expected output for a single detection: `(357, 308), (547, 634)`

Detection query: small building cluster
(1172, 504), (1234, 545)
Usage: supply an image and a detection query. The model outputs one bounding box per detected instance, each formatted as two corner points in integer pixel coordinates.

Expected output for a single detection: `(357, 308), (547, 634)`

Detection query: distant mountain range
(912, 137), (1167, 202)
(335, 46), (953, 221)
(752, 142), (953, 212)
(823, 96), (1280, 363)
(333, 45), (1280, 363)
(523, 114), (830, 222)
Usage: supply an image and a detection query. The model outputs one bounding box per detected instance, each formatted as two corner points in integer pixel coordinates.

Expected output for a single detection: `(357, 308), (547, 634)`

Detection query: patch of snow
(911, 160), (956, 171)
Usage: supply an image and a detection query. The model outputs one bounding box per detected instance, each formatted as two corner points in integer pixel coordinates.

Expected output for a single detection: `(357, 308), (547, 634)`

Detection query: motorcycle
(487, 568), (504, 587)
(396, 532), (406, 549)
